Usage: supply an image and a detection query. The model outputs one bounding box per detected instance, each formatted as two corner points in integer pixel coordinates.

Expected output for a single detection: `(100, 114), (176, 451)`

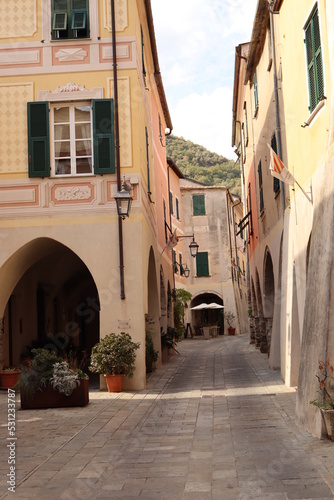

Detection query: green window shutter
(196, 252), (209, 277)
(169, 191), (173, 215)
(193, 194), (205, 215)
(253, 71), (259, 111)
(27, 102), (50, 178)
(305, 8), (324, 112)
(93, 99), (115, 175)
(141, 26), (146, 77)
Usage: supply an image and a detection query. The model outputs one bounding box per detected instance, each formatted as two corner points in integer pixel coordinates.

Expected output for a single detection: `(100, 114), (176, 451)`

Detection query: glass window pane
(55, 140), (70, 157)
(75, 123), (91, 139)
(76, 158), (92, 174)
(54, 107), (69, 123)
(55, 159), (71, 175)
(54, 124), (70, 141)
(76, 140), (91, 156)
(75, 105), (90, 122)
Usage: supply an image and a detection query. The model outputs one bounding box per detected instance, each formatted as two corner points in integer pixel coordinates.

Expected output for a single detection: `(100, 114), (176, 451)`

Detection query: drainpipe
(269, 0), (285, 214)
(111, 0), (125, 299)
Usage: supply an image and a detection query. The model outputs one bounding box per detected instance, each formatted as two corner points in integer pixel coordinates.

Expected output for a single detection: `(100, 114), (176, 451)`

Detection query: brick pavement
(1, 334), (334, 499)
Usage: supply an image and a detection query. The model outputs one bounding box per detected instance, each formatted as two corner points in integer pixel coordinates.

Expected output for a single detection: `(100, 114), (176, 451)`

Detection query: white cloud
(151, 0), (258, 158)
(170, 87), (234, 159)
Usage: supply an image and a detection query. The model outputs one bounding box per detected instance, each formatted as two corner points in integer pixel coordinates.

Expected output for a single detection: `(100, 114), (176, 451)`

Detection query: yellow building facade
(0, 0), (174, 389)
(233, 0), (334, 438)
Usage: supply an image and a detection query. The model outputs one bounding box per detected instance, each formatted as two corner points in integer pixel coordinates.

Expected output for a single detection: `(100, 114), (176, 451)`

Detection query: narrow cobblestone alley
(1, 335), (334, 500)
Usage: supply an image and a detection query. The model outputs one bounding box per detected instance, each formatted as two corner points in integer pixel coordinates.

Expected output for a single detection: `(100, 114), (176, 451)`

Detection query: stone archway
(190, 292), (224, 336)
(0, 238), (100, 383)
(255, 268), (267, 353)
(263, 247), (275, 355)
(160, 266), (167, 335)
(251, 277), (259, 348)
(146, 247), (160, 367)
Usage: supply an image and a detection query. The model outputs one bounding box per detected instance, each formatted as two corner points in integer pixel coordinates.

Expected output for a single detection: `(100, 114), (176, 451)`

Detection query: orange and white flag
(268, 144), (295, 186)
(166, 229), (178, 249)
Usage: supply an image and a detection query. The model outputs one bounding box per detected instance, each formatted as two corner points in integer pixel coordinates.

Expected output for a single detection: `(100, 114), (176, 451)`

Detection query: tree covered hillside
(166, 135), (241, 196)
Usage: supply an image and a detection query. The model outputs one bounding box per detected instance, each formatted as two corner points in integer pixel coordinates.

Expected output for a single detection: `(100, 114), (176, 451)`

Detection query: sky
(150, 0), (258, 160)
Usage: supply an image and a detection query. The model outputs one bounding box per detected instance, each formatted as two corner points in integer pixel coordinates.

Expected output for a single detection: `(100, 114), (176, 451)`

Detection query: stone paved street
(1, 334), (334, 499)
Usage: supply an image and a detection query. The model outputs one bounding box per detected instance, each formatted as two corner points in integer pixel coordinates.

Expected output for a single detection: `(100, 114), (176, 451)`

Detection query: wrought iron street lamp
(114, 176), (133, 219)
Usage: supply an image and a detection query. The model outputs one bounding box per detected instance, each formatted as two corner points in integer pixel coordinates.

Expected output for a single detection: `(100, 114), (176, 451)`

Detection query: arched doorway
(190, 292), (224, 336)
(146, 247), (160, 368)
(263, 247), (275, 355)
(255, 268), (266, 353)
(0, 238), (100, 383)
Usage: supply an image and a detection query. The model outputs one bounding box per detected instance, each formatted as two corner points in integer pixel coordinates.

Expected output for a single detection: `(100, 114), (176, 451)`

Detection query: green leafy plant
(161, 326), (182, 354)
(310, 359), (334, 410)
(19, 348), (87, 398)
(89, 332), (140, 377)
(50, 361), (79, 396)
(173, 288), (192, 338)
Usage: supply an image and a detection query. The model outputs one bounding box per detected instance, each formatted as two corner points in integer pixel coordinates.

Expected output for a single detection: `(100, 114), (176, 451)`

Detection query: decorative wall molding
(51, 182), (95, 205)
(0, 185), (39, 207)
(55, 48), (88, 63)
(0, 49), (41, 66)
(103, 0), (128, 32)
(38, 83), (104, 101)
(0, 0), (37, 38)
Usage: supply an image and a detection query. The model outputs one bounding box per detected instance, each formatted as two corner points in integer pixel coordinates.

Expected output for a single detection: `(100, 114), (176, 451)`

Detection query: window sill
(302, 98), (326, 127)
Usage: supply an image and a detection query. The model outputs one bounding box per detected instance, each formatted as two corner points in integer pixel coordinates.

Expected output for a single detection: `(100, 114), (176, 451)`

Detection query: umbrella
(190, 302), (224, 310)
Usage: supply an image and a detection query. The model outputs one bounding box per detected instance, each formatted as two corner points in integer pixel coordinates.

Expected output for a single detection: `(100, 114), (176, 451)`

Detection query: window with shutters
(179, 253), (184, 276)
(192, 194), (205, 216)
(169, 191), (174, 215)
(271, 133), (280, 193)
(27, 99), (115, 177)
(51, 0), (89, 40)
(175, 197), (180, 220)
(145, 127), (151, 195)
(258, 160), (264, 213)
(304, 6), (324, 113)
(243, 102), (249, 146)
(196, 252), (209, 277)
(253, 70), (259, 116)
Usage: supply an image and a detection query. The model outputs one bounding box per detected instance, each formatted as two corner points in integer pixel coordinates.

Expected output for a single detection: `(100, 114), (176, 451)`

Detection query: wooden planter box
(20, 379), (89, 410)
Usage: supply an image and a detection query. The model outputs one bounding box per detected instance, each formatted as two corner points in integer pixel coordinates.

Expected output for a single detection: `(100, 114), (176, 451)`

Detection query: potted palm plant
(225, 310), (236, 335)
(89, 332), (140, 392)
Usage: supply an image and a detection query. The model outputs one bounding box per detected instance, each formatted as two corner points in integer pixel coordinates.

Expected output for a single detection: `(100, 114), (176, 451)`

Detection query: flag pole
(293, 180), (313, 204)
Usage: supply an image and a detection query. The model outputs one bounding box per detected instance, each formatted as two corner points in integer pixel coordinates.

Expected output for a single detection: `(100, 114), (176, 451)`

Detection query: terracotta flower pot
(0, 370), (21, 389)
(321, 408), (334, 441)
(104, 374), (124, 392)
(228, 327), (236, 336)
(20, 379), (89, 409)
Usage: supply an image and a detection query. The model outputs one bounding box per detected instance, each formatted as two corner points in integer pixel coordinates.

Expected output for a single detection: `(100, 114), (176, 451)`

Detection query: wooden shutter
(193, 194), (205, 215)
(93, 99), (115, 174)
(196, 252), (209, 277)
(305, 8), (324, 112)
(146, 127), (151, 194)
(27, 102), (50, 178)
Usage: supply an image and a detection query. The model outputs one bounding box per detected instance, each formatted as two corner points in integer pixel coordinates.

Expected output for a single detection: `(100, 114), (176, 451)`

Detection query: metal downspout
(269, 1), (285, 214)
(111, 0), (125, 299)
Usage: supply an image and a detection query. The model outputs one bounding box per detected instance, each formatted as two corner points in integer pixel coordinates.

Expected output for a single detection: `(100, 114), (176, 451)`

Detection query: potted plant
(225, 310), (236, 335)
(310, 359), (334, 441)
(89, 332), (140, 392)
(145, 330), (159, 374)
(19, 349), (89, 409)
(0, 367), (21, 389)
(161, 326), (181, 362)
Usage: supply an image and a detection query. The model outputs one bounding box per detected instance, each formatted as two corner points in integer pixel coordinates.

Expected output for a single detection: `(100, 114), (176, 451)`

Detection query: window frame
(253, 70), (259, 116)
(50, 101), (93, 177)
(304, 5), (324, 114)
(51, 0), (90, 41)
(196, 251), (209, 277)
(258, 161), (264, 213)
(192, 194), (206, 216)
(27, 98), (115, 178)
